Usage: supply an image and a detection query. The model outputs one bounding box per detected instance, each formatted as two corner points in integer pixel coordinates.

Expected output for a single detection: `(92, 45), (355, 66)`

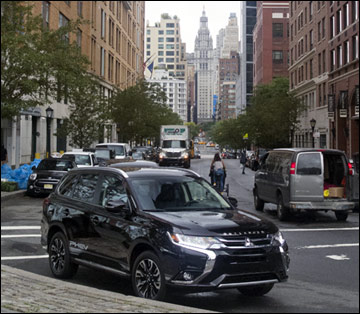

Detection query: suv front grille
(167, 152), (181, 158)
(218, 234), (272, 248)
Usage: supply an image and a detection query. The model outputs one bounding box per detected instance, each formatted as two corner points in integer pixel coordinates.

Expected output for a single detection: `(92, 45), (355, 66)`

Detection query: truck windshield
(163, 140), (186, 149)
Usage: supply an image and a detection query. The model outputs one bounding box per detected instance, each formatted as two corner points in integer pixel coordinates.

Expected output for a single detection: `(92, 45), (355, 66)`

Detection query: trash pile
(1, 159), (41, 190)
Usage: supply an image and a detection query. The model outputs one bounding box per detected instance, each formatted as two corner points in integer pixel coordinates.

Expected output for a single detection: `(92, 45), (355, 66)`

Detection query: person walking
(210, 152), (226, 192)
(240, 150), (247, 174)
(1, 144), (8, 165)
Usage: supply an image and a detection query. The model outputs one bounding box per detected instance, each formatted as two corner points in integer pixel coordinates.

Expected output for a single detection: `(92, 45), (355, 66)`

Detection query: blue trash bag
(1, 164), (13, 175)
(30, 159), (42, 169)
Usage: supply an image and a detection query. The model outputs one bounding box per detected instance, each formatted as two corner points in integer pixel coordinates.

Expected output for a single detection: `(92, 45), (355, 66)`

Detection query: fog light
(183, 272), (193, 281)
(29, 185), (34, 189)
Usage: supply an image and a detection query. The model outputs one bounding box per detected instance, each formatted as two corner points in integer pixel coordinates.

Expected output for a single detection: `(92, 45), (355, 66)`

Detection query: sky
(145, 1), (241, 53)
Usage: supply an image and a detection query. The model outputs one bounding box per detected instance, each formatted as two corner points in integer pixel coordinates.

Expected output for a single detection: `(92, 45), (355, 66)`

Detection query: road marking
(297, 243), (359, 249)
(326, 255), (350, 261)
(1, 226), (41, 230)
(1, 234), (41, 238)
(281, 227), (359, 232)
(1, 255), (48, 261)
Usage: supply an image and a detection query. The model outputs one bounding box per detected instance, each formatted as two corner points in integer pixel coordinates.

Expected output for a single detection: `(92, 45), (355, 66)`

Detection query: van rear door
(291, 152), (324, 202)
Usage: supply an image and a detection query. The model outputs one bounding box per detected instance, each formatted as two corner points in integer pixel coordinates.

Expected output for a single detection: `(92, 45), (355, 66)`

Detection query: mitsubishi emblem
(245, 237), (253, 247)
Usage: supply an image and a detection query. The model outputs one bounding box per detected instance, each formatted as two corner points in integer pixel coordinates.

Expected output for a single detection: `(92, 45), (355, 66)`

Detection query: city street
(1, 146), (359, 313)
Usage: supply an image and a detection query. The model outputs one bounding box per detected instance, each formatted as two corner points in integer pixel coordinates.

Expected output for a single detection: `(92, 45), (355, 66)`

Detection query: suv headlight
(29, 173), (37, 181)
(272, 231), (286, 247)
(159, 152), (166, 159)
(169, 233), (225, 250)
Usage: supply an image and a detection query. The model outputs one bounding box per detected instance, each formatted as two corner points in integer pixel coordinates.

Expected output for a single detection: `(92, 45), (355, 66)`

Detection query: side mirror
(32, 166), (37, 171)
(228, 197), (238, 208)
(105, 200), (131, 216)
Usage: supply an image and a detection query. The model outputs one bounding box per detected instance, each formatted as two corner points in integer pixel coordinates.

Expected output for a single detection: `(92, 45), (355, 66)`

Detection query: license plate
(44, 184), (53, 189)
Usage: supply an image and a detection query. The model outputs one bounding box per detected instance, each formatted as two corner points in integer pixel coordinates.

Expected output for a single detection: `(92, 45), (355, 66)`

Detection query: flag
(147, 61), (154, 78)
(143, 54), (154, 72)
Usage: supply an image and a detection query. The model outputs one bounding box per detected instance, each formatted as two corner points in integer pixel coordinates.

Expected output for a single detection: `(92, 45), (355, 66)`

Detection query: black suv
(41, 166), (289, 300)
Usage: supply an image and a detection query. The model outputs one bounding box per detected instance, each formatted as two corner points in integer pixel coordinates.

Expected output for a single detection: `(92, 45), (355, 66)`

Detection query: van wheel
(237, 283), (274, 296)
(277, 194), (289, 221)
(49, 232), (78, 279)
(335, 211), (348, 221)
(132, 251), (166, 301)
(254, 188), (264, 211)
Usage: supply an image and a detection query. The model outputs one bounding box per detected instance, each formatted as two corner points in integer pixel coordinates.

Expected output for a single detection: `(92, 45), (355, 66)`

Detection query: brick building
(289, 1), (358, 159)
(253, 1), (289, 87)
(2, 1), (145, 167)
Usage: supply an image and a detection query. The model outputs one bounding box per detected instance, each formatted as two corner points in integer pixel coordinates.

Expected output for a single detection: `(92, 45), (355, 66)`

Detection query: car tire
(254, 187), (264, 211)
(237, 283), (274, 297)
(277, 193), (289, 221)
(49, 232), (78, 279)
(132, 251), (166, 301)
(335, 211), (348, 221)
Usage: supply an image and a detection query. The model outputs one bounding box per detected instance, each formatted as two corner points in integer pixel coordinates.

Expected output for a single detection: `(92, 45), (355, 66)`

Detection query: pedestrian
(1, 144), (8, 165)
(240, 149), (247, 174)
(210, 152), (226, 192)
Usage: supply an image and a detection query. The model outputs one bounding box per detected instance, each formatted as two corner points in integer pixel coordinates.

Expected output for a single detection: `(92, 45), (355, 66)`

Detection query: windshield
(131, 176), (231, 211)
(163, 140), (186, 149)
(95, 150), (110, 159)
(64, 154), (91, 166)
(38, 160), (74, 171)
(108, 145), (125, 156)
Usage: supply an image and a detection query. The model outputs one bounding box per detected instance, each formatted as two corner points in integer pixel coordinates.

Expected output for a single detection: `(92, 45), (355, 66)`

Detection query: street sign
(243, 133), (248, 140)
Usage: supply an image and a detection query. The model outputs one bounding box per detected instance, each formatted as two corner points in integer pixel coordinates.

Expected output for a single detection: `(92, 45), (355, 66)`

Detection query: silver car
(253, 148), (358, 221)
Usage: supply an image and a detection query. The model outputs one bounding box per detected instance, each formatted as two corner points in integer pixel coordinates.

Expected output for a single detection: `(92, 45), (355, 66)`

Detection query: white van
(95, 143), (131, 159)
(62, 152), (98, 167)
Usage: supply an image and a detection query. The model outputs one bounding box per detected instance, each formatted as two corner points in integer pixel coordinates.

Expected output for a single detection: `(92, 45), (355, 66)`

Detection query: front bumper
(159, 158), (189, 167)
(165, 236), (289, 290)
(27, 179), (59, 194)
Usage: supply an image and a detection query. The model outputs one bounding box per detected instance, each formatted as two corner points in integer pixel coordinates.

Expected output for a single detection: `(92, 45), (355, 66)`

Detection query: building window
(330, 15), (335, 38)
(330, 49), (336, 71)
(272, 50), (283, 63)
(77, 1), (83, 17)
(337, 45), (343, 67)
(59, 13), (69, 43)
(101, 9), (106, 39)
(272, 23), (283, 37)
(76, 28), (82, 49)
(352, 35), (359, 60)
(100, 47), (105, 77)
(344, 40), (350, 64)
(352, 1), (359, 23)
(42, 1), (50, 29)
(336, 9), (342, 34)
(343, 3), (349, 28)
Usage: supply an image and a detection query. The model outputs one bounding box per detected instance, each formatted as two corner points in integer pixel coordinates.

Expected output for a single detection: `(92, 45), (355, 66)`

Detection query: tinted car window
(37, 159), (74, 171)
(100, 175), (128, 207)
(73, 174), (99, 203)
(297, 153), (322, 175)
(59, 175), (78, 197)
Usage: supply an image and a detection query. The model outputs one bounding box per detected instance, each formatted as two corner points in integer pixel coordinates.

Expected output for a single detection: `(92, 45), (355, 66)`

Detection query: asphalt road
(1, 147), (359, 313)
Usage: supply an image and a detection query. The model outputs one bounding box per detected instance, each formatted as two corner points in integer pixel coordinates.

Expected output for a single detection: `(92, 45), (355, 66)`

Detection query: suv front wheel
(132, 251), (166, 300)
(49, 232), (78, 279)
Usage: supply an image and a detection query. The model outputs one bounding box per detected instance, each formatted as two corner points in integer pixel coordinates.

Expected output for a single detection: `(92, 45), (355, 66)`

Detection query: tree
(111, 80), (182, 145)
(1, 1), (90, 120)
(57, 74), (109, 148)
(185, 122), (200, 139)
(246, 77), (304, 148)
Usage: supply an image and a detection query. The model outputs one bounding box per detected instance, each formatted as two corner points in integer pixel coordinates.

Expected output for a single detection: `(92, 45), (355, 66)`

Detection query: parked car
(95, 143), (131, 159)
(27, 158), (76, 196)
(254, 148), (357, 221)
(132, 146), (156, 161)
(41, 167), (289, 301)
(62, 152), (98, 167)
(131, 151), (145, 160)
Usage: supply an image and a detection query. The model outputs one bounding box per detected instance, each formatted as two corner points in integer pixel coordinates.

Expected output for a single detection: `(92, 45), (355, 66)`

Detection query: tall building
(289, 1), (358, 158)
(238, 1), (257, 116)
(2, 1), (145, 167)
(218, 52), (240, 120)
(147, 69), (187, 122)
(145, 14), (187, 80)
(253, 1), (289, 87)
(194, 9), (215, 123)
(221, 13), (240, 58)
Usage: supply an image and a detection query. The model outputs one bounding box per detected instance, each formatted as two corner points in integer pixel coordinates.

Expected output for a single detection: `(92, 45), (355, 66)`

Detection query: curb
(1, 190), (26, 202)
(1, 265), (217, 313)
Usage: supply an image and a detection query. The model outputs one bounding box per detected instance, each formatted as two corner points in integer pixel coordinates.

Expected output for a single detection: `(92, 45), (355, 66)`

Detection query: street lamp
(310, 118), (316, 148)
(46, 106), (54, 158)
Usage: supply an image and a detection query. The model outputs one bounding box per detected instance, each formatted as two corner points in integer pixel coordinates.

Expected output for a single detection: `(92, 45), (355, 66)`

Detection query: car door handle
(91, 216), (100, 225)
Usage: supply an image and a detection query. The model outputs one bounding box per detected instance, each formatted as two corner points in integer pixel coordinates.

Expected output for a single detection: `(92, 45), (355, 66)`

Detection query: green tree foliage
(211, 78), (304, 150)
(1, 1), (89, 120)
(247, 77), (303, 148)
(57, 74), (109, 149)
(185, 122), (200, 139)
(111, 80), (182, 145)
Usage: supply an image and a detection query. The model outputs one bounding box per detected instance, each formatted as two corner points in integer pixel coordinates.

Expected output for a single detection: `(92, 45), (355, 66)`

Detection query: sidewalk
(1, 265), (216, 313)
(1, 191), (217, 313)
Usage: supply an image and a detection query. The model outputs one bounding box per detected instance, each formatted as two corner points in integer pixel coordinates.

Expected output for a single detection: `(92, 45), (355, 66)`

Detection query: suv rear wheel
(254, 187), (264, 211)
(132, 251), (166, 300)
(335, 211), (348, 221)
(277, 194), (289, 221)
(49, 232), (78, 279)
(237, 283), (274, 296)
